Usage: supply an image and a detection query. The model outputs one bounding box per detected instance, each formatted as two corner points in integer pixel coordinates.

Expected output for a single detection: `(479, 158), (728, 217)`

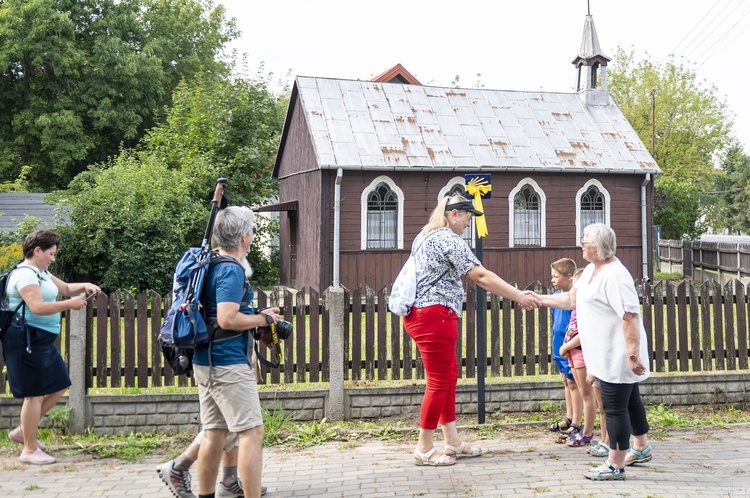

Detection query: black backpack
(0, 264), (37, 342)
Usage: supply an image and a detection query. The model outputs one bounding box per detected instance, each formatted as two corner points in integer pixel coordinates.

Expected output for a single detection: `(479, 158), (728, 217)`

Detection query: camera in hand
(253, 309), (292, 345)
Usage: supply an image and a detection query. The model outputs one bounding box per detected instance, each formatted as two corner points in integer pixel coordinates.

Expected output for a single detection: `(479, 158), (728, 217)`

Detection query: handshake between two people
(515, 290), (561, 311)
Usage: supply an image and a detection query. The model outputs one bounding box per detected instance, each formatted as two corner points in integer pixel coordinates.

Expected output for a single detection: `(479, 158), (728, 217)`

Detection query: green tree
(144, 72), (286, 207)
(0, 0), (237, 190)
(54, 72), (286, 292)
(710, 144), (750, 234)
(54, 151), (208, 293)
(608, 48), (733, 238)
(653, 177), (704, 239)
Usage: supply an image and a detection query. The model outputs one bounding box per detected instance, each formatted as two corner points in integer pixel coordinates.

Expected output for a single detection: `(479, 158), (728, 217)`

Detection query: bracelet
(628, 353), (637, 361)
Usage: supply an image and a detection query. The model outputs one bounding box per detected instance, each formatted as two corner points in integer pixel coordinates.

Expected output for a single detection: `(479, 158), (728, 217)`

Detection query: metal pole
(651, 87), (657, 157)
(476, 233), (486, 424)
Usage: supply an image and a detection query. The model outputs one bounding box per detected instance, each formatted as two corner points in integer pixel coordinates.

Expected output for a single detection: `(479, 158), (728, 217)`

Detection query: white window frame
(438, 177), (474, 248)
(360, 175), (404, 250)
(508, 178), (546, 248)
(575, 179), (610, 244)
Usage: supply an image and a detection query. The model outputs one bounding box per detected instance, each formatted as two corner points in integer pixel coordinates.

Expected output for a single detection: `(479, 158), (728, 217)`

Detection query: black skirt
(3, 324), (71, 399)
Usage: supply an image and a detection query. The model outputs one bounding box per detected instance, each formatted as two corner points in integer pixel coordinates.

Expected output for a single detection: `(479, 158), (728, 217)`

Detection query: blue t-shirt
(192, 260), (254, 367)
(550, 289), (572, 361)
(7, 264), (61, 334)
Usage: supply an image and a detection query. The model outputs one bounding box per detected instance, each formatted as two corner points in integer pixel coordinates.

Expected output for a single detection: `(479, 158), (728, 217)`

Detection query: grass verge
(1, 403), (749, 462)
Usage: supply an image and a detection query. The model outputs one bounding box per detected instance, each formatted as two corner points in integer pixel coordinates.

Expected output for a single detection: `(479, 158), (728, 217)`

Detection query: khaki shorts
(193, 429), (239, 452)
(193, 364), (264, 433)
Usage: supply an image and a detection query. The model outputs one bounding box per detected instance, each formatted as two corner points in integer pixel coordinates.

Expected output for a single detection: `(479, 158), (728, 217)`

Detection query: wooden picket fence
(1, 279), (749, 392)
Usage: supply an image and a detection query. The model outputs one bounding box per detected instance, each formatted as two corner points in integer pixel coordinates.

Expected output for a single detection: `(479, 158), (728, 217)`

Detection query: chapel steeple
(572, 9), (611, 106)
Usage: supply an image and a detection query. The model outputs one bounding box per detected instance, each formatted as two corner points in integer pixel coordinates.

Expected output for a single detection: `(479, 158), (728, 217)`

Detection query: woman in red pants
(404, 195), (540, 466)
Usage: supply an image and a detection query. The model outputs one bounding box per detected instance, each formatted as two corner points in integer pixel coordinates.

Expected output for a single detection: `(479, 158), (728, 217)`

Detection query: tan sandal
(414, 447), (456, 466)
(444, 441), (483, 459)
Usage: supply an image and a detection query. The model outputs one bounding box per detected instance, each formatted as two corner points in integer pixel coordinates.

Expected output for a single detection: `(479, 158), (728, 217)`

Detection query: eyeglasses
(580, 238), (592, 246)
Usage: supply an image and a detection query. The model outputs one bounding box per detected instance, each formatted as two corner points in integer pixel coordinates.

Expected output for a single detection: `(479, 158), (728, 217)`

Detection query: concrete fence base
(1, 372), (747, 436)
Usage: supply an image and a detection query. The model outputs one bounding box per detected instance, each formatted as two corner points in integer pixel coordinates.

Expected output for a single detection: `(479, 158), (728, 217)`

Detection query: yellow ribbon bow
(465, 177), (492, 238)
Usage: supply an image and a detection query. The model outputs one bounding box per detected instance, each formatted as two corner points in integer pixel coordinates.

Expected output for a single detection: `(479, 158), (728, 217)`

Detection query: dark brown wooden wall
(330, 171), (653, 291)
(276, 97), (321, 288)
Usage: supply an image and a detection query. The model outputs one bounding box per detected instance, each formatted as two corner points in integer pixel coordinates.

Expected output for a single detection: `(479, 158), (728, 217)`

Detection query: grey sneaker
(157, 460), (196, 498)
(217, 478), (267, 496)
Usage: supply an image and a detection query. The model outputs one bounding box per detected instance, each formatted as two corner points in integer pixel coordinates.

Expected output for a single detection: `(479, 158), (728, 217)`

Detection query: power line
(673, 0), (735, 59)
(682, 0), (747, 61)
(695, 7), (750, 68)
(667, 0), (721, 58)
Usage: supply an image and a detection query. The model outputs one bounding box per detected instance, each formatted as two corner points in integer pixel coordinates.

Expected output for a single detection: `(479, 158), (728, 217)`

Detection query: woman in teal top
(4, 230), (100, 466)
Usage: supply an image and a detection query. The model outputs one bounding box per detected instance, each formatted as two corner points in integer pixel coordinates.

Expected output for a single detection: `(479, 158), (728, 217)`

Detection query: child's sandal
(586, 441), (610, 457)
(566, 432), (594, 447)
(548, 417), (572, 432)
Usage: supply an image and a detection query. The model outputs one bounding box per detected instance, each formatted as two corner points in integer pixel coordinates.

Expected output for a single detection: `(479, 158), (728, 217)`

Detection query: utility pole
(651, 87), (657, 157)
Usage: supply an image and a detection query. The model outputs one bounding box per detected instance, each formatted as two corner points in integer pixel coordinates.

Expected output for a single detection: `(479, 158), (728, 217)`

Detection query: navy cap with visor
(445, 200), (483, 216)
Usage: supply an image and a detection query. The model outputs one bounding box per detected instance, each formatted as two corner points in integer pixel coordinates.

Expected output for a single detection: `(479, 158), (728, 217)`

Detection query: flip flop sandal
(444, 442), (483, 459)
(548, 417), (572, 432)
(625, 444), (653, 466)
(583, 460), (626, 481)
(586, 441), (610, 457)
(414, 447), (456, 467)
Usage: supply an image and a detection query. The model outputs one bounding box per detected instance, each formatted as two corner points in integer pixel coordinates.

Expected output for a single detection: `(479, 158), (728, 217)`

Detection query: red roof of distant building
(371, 63), (422, 85)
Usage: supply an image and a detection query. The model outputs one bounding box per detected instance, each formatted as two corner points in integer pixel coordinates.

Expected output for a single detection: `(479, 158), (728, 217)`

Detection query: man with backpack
(192, 206), (279, 498)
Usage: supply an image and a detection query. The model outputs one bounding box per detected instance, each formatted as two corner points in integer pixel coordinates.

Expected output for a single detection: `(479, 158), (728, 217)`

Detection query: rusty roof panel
(333, 142), (360, 166)
(412, 105), (438, 126)
(427, 145), (457, 167)
(471, 144), (498, 166)
(353, 132), (381, 156)
(343, 91), (368, 112)
(445, 135), (474, 158)
(393, 115), (420, 136)
(463, 125), (487, 146)
(373, 120), (401, 146)
(478, 116), (505, 138)
(420, 126), (448, 146)
(404, 86), (430, 105)
(294, 76), (662, 173)
(348, 112), (376, 134)
(436, 114), (463, 136)
(505, 126), (533, 148)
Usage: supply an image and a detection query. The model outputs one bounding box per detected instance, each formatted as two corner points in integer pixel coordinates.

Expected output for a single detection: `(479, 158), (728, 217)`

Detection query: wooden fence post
(68, 307), (88, 434)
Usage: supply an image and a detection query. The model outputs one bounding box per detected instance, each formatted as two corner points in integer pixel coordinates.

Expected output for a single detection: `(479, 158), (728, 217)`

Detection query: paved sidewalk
(1, 424), (749, 497)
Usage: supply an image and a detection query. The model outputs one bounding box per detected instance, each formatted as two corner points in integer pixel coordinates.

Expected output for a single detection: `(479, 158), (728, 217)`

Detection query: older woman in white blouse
(534, 224), (652, 481)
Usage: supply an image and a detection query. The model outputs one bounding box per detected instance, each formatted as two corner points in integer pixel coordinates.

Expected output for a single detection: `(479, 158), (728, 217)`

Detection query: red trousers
(404, 305), (458, 430)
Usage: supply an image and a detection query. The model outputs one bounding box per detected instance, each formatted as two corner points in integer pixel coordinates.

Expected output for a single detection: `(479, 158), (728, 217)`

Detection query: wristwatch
(628, 353), (637, 361)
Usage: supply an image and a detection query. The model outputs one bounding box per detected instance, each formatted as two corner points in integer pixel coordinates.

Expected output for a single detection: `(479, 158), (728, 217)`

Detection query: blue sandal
(583, 460), (626, 481)
(625, 444), (653, 466)
(586, 441), (610, 457)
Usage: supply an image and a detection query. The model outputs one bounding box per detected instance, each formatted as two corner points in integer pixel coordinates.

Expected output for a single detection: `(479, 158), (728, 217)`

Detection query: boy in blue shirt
(547, 258), (582, 440)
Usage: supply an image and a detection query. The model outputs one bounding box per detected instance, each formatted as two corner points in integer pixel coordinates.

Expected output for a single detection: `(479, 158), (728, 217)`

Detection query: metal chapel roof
(286, 75), (661, 174)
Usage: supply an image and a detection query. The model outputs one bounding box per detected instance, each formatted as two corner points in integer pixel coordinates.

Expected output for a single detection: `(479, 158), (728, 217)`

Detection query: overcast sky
(219, 0), (750, 152)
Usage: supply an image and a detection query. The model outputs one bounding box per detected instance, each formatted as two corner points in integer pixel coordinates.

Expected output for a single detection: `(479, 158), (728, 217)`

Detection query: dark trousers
(599, 380), (649, 451)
